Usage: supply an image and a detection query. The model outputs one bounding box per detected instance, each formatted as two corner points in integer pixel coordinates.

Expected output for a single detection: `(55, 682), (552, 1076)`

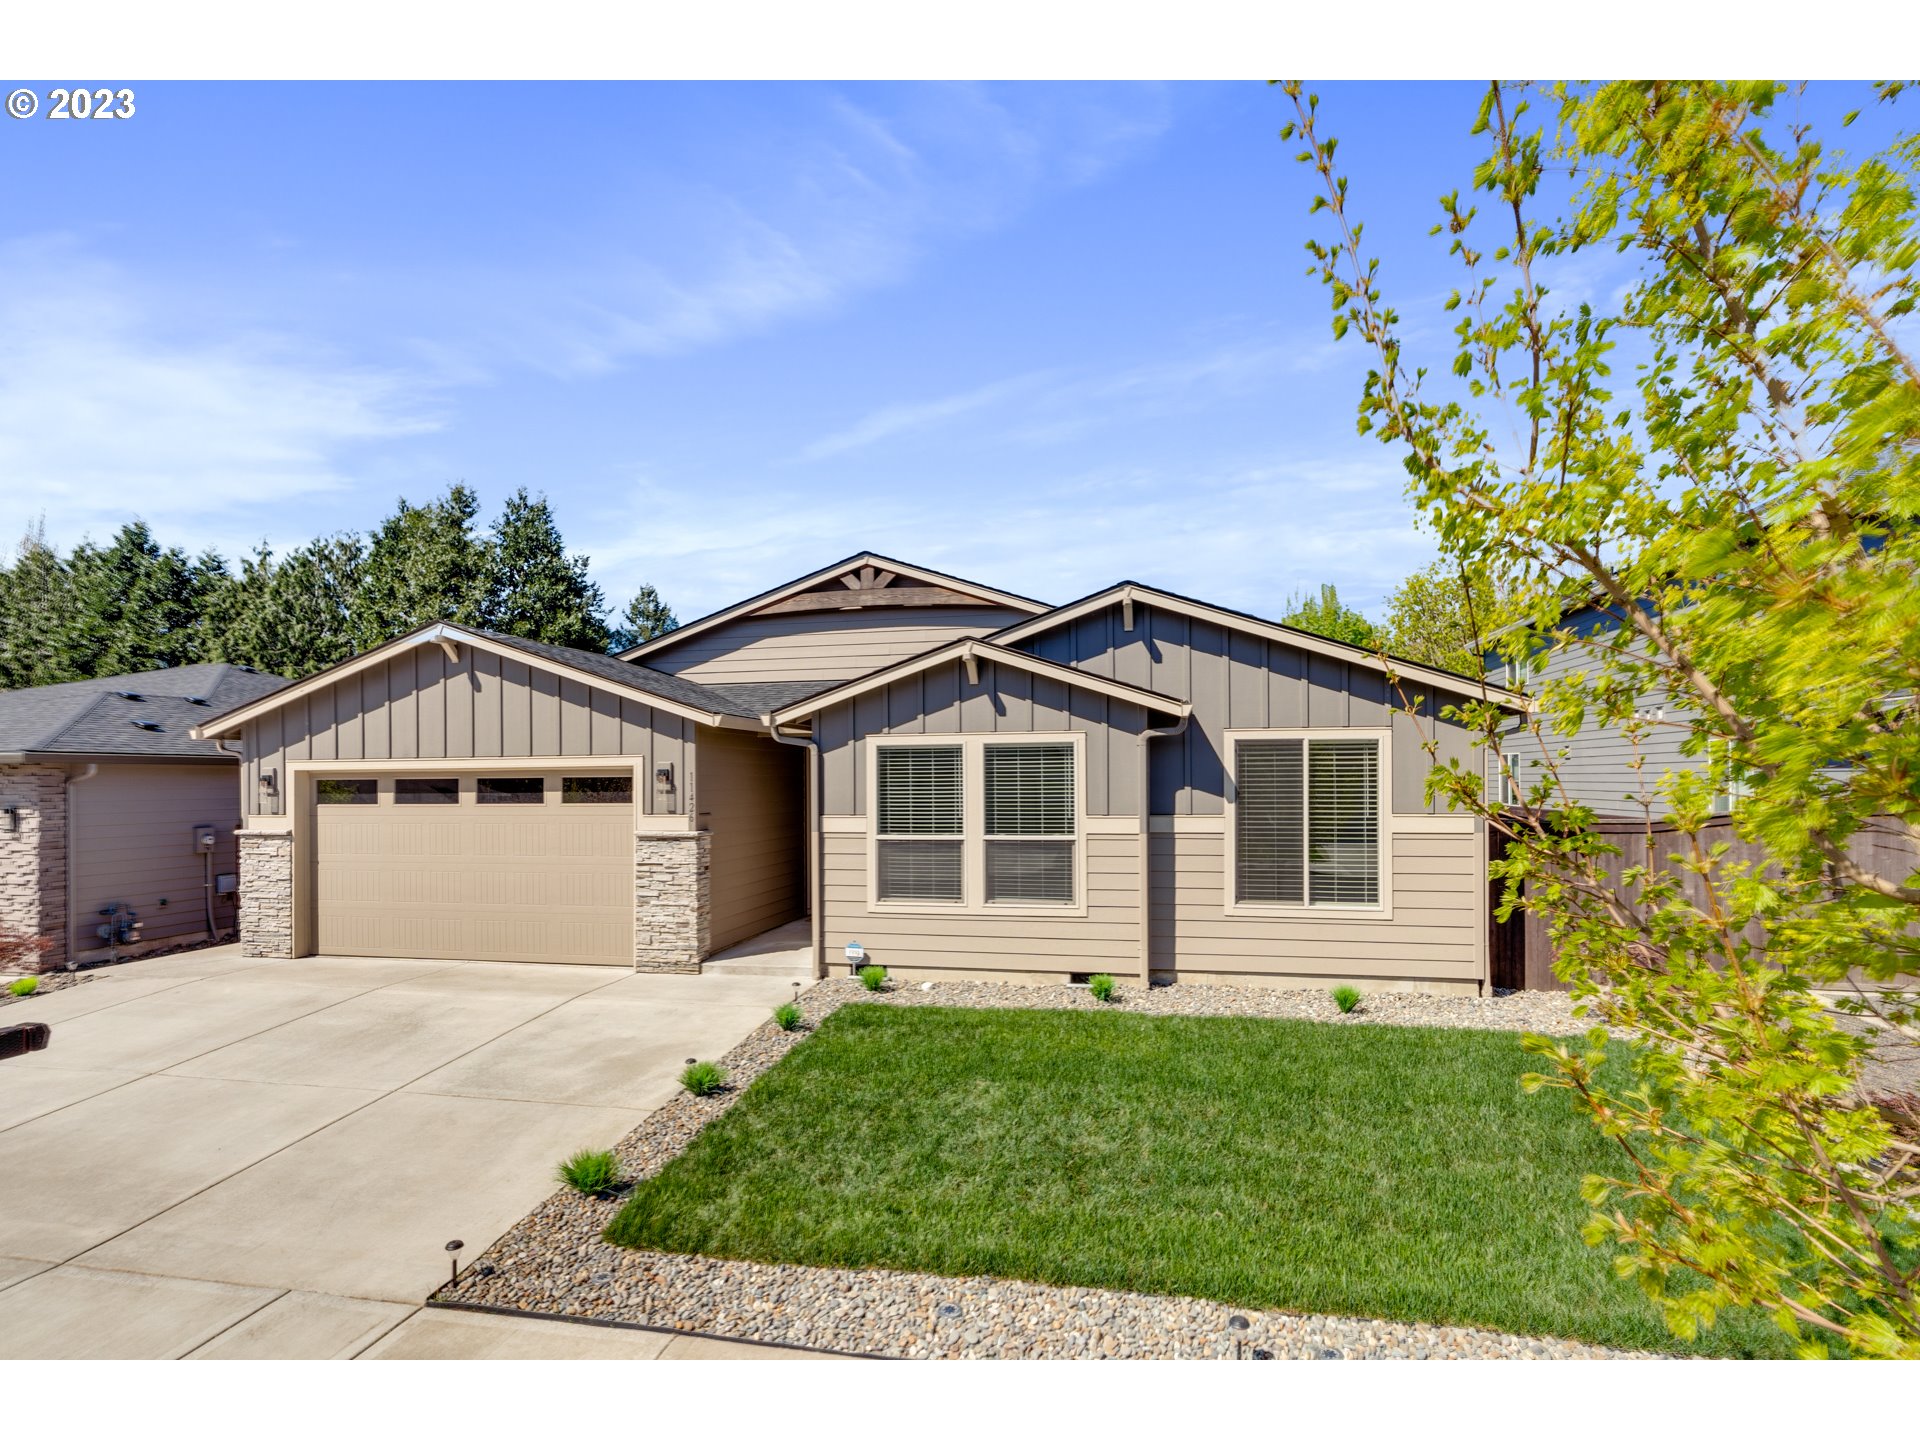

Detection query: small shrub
(8, 975), (39, 997)
(1331, 984), (1362, 1014)
(773, 1001), (803, 1031)
(1087, 973), (1117, 1003)
(556, 1148), (621, 1195)
(680, 1060), (727, 1097)
(858, 964), (888, 992)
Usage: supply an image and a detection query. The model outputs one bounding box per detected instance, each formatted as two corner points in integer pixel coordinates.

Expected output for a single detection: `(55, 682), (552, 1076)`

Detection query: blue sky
(0, 81), (1893, 626)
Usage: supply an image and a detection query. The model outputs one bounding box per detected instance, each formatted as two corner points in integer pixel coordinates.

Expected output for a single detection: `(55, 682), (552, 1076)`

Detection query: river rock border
(441, 977), (1652, 1360)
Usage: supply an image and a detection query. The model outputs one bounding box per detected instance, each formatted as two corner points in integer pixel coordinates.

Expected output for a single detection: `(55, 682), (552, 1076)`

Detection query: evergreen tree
(609, 584), (678, 652)
(480, 489), (610, 651)
(65, 521), (211, 675)
(204, 536), (364, 679)
(0, 522), (82, 689)
(1278, 582), (1381, 650)
(350, 484), (488, 648)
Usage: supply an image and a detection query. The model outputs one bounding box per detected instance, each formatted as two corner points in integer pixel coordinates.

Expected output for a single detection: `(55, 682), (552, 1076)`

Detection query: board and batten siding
(817, 655), (1151, 818)
(648, 606), (1026, 684)
(240, 645), (690, 818)
(1014, 599), (1484, 816)
(1149, 828), (1484, 989)
(697, 726), (807, 951)
(823, 830), (1143, 981)
(70, 762), (243, 953)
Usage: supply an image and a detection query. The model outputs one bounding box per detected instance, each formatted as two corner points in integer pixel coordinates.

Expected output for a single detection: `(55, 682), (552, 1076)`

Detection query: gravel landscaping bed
(446, 975), (1655, 1359)
(0, 971), (95, 1008)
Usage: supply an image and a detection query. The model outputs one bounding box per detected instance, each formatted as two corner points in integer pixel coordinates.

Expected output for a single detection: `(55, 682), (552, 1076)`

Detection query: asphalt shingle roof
(0, 664), (289, 761)
(473, 631), (767, 719)
(699, 679), (844, 715)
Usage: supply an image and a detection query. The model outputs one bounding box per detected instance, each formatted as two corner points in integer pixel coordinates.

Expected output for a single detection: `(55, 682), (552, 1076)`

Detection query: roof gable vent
(113, 690), (144, 701)
(130, 719), (164, 732)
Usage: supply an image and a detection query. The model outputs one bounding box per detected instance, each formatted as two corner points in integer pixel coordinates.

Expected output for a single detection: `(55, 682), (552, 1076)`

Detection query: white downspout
(768, 722), (824, 982)
(64, 763), (99, 970)
(1137, 713), (1189, 989)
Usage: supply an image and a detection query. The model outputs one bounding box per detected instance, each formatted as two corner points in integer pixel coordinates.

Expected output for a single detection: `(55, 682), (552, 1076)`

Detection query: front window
(983, 743), (1075, 905)
(874, 746), (963, 902)
(1235, 736), (1381, 907)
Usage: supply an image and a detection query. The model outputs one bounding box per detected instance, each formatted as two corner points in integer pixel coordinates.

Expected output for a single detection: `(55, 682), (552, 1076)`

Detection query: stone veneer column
(633, 830), (711, 973)
(237, 830), (295, 958)
(0, 764), (69, 972)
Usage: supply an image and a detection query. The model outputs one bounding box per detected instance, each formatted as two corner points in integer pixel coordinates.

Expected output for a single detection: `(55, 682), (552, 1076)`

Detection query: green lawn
(606, 1004), (1790, 1357)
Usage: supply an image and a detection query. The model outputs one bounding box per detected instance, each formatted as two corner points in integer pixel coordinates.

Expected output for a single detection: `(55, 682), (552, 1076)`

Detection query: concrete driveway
(0, 945), (799, 1359)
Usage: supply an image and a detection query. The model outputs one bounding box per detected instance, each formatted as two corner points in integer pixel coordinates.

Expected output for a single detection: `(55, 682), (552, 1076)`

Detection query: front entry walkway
(0, 945), (797, 1358)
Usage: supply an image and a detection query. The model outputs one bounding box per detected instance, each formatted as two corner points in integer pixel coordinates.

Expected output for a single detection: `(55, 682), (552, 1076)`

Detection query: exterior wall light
(258, 768), (278, 800)
(654, 763), (674, 794)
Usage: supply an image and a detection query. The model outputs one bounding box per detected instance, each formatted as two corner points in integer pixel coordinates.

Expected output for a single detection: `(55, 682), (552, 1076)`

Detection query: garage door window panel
(316, 778), (378, 805)
(479, 777), (546, 804)
(395, 777), (460, 805)
(563, 775), (633, 804)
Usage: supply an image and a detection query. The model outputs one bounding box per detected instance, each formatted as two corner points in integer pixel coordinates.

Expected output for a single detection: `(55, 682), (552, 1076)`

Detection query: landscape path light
(1228, 1313), (1249, 1360)
(445, 1238), (464, 1285)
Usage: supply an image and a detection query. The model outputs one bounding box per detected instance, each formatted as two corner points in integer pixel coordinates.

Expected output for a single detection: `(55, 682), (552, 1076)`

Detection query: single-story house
(195, 554), (1521, 992)
(0, 663), (289, 971)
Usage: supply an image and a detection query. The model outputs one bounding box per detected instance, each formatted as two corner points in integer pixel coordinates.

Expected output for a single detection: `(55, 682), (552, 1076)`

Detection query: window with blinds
(985, 742), (1074, 903)
(1234, 736), (1381, 907)
(876, 745), (964, 902)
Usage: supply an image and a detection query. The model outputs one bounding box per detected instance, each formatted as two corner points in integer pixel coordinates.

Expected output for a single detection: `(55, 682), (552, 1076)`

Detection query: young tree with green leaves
(1284, 80), (1920, 1355)
(1279, 581), (1381, 649)
(610, 583), (678, 652)
(1383, 559), (1522, 676)
(480, 488), (611, 652)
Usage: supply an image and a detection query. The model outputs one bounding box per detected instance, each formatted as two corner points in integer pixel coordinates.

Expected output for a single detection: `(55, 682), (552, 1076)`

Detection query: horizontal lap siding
(1148, 831), (1482, 983)
(1017, 600), (1483, 817)
(822, 832), (1142, 976)
(70, 763), (244, 952)
(650, 607), (1024, 684)
(242, 649), (687, 818)
(698, 727), (807, 951)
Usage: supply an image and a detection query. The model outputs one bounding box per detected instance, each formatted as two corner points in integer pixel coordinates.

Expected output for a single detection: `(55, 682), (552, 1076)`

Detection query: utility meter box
(193, 825), (217, 853)
(215, 873), (238, 896)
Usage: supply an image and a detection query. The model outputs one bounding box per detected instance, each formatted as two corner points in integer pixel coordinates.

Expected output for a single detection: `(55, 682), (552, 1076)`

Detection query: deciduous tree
(1285, 79), (1920, 1355)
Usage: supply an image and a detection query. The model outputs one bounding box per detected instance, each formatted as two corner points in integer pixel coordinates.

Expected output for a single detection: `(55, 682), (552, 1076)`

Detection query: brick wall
(634, 831), (711, 972)
(0, 764), (70, 972)
(237, 830), (294, 958)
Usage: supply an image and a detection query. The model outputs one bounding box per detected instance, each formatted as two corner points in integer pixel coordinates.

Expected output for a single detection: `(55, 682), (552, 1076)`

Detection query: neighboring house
(1485, 602), (1741, 819)
(197, 553), (1521, 993)
(0, 663), (289, 971)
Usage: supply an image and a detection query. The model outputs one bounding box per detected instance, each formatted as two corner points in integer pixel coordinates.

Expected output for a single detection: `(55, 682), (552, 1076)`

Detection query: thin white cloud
(0, 243), (441, 553)
(794, 332), (1342, 461)
(590, 449), (1431, 625)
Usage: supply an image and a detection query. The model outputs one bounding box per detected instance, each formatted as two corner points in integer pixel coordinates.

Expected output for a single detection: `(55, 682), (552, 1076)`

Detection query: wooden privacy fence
(1488, 815), (1918, 992)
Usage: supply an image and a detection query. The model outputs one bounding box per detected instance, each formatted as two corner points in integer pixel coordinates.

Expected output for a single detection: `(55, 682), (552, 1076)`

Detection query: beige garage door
(312, 772), (634, 964)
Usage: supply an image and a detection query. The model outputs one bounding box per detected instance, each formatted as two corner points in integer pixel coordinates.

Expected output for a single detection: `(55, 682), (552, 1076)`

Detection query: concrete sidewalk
(0, 944), (813, 1359)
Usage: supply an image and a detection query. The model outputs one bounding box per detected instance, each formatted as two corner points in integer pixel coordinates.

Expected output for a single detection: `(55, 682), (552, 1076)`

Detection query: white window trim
(1223, 727), (1393, 920)
(865, 731), (1089, 918)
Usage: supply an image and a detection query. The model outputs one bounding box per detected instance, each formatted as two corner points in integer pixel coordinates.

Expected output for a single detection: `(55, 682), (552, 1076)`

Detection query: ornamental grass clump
(680, 1060), (727, 1097)
(7, 976), (38, 997)
(1087, 973), (1117, 1003)
(858, 965), (888, 992)
(773, 1001), (803, 1031)
(1331, 985), (1362, 1015)
(556, 1148), (622, 1195)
